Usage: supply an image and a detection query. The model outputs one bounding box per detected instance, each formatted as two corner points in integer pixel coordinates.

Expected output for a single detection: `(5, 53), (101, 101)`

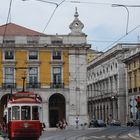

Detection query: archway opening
(49, 93), (65, 127)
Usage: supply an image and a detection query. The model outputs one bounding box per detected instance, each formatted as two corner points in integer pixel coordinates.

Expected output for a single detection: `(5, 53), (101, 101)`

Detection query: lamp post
(112, 4), (129, 35)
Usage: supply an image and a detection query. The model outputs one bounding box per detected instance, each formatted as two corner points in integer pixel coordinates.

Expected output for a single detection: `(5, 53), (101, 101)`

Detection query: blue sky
(0, 0), (140, 51)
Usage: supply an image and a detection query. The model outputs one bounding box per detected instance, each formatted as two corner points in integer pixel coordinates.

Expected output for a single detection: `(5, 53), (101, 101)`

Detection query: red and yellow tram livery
(4, 92), (43, 140)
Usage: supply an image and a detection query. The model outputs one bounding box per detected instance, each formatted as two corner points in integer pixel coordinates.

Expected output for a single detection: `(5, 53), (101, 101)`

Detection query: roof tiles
(0, 23), (45, 36)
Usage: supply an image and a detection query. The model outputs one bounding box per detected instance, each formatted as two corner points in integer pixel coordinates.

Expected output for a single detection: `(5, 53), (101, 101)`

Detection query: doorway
(49, 93), (65, 127)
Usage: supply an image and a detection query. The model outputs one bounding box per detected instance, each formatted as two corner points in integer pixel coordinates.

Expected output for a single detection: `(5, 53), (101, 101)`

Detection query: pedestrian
(75, 116), (79, 128)
(56, 120), (63, 129)
(42, 123), (46, 131)
(62, 119), (68, 129)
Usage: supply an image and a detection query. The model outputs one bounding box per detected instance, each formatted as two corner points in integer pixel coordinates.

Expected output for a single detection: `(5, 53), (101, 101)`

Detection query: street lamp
(112, 4), (129, 35)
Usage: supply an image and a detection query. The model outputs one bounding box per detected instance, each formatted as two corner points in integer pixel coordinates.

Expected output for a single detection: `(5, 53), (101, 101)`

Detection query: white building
(87, 44), (133, 124)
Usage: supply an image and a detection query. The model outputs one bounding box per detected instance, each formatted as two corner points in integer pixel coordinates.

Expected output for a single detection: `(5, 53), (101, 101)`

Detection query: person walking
(75, 116), (79, 128)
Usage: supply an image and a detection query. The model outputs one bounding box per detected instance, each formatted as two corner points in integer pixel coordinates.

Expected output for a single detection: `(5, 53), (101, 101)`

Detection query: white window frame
(52, 66), (63, 84)
(28, 67), (39, 84)
(52, 50), (62, 60)
(4, 50), (15, 60)
(28, 51), (38, 60)
(4, 67), (15, 84)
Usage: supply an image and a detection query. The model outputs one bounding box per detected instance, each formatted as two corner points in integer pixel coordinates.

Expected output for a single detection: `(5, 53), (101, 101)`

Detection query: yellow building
(0, 9), (90, 127)
(123, 45), (140, 121)
(87, 49), (102, 63)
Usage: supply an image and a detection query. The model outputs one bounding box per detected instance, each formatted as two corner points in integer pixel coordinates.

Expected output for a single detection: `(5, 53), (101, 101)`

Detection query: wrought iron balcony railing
(26, 82), (41, 88)
(2, 83), (16, 89)
(50, 82), (64, 88)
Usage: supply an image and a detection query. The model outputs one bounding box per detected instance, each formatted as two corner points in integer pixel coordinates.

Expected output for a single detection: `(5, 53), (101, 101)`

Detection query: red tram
(4, 91), (43, 140)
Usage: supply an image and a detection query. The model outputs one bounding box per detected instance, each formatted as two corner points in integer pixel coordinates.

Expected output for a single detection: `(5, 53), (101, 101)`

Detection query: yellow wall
(0, 48), (70, 88)
(15, 50), (27, 87)
(127, 57), (140, 90)
(40, 50), (51, 86)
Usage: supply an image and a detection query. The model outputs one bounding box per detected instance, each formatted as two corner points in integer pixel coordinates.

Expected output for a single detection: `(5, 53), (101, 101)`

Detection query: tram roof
(7, 91), (42, 104)
(9, 97), (41, 104)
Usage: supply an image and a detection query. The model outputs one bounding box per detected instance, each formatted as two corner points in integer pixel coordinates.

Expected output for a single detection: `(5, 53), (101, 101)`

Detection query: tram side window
(8, 108), (11, 121)
(32, 106), (39, 120)
(21, 106), (31, 120)
(12, 106), (20, 120)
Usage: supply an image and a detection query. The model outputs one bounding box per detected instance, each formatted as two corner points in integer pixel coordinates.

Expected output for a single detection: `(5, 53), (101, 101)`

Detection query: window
(4, 50), (14, 60)
(27, 36), (39, 44)
(53, 67), (62, 84)
(106, 67), (108, 73)
(134, 71), (137, 88)
(52, 51), (61, 60)
(12, 106), (20, 120)
(29, 51), (38, 60)
(32, 106), (39, 120)
(27, 40), (38, 44)
(3, 40), (15, 44)
(21, 106), (31, 120)
(51, 40), (63, 45)
(129, 73), (132, 89)
(29, 67), (38, 84)
(134, 61), (136, 68)
(128, 63), (131, 70)
(4, 67), (14, 84)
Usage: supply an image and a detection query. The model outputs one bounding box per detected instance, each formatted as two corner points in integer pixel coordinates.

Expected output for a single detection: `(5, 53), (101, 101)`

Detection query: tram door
(49, 94), (65, 127)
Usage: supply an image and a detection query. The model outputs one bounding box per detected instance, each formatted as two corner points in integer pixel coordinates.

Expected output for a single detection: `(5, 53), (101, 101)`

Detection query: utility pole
(22, 76), (26, 92)
(15, 67), (31, 92)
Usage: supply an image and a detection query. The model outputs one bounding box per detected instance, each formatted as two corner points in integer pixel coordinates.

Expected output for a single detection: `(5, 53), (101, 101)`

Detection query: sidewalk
(0, 136), (4, 140)
(128, 130), (140, 140)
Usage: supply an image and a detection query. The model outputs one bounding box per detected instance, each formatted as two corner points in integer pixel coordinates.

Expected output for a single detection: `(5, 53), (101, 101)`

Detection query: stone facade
(87, 44), (133, 124)
(0, 9), (90, 127)
(123, 44), (140, 122)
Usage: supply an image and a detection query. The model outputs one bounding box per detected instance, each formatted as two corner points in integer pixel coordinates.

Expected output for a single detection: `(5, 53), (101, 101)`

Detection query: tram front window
(21, 106), (31, 120)
(12, 106), (20, 120)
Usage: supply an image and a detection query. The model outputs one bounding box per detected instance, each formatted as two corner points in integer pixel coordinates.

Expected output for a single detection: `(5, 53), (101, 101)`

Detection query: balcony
(26, 82), (41, 88)
(50, 83), (64, 88)
(2, 83), (16, 89)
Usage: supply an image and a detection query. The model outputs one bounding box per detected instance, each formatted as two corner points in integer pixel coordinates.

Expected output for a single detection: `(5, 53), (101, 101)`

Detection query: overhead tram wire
(68, 1), (140, 7)
(67, 0), (111, 6)
(2, 0), (13, 44)
(1, 0), (13, 67)
(43, 0), (66, 32)
(22, 0), (66, 32)
(101, 24), (140, 52)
